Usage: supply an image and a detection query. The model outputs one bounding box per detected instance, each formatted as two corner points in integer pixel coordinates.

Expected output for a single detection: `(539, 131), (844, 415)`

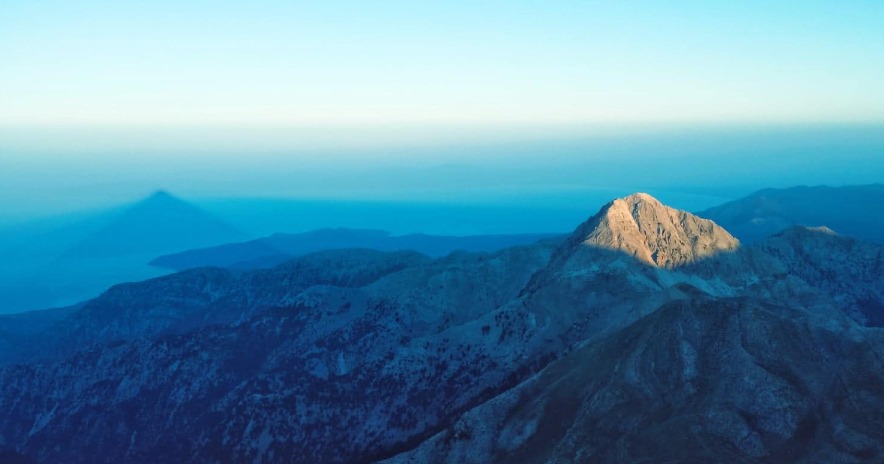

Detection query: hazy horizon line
(3, 121), (883, 154)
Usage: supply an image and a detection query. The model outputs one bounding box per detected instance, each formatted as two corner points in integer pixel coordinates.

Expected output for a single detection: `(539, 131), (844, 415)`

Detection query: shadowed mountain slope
(0, 192), (881, 463)
(149, 228), (559, 271)
(382, 298), (884, 464)
(700, 184), (884, 245)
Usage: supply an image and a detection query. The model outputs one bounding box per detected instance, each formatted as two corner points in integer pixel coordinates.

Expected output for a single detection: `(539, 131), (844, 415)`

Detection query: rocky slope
(381, 298), (884, 464)
(149, 228), (559, 271)
(0, 249), (434, 366)
(569, 192), (739, 268)
(699, 184), (884, 245)
(0, 193), (881, 463)
(0, 244), (557, 463)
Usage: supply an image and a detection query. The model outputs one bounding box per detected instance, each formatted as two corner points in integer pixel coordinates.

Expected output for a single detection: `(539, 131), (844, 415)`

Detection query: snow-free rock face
(0, 193), (882, 463)
(568, 192), (739, 268)
(0, 249), (433, 366)
(380, 298), (884, 464)
(681, 225), (884, 327)
(0, 243), (560, 464)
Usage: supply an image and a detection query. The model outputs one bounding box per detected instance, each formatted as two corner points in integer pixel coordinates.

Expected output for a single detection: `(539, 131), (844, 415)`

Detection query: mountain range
(700, 184), (884, 245)
(3, 184), (880, 314)
(0, 192), (881, 463)
(153, 184), (884, 273)
(0, 191), (247, 313)
(149, 228), (560, 271)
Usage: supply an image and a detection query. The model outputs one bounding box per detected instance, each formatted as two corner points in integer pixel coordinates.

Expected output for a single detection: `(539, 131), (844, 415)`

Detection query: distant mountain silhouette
(1, 193), (882, 463)
(149, 228), (561, 271)
(699, 184), (884, 244)
(0, 191), (249, 313)
(65, 190), (246, 258)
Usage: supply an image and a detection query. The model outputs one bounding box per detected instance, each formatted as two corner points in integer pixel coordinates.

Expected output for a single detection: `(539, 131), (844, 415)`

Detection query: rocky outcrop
(0, 193), (881, 463)
(381, 298), (884, 464)
(568, 192), (739, 268)
(0, 249), (431, 366)
(0, 243), (557, 464)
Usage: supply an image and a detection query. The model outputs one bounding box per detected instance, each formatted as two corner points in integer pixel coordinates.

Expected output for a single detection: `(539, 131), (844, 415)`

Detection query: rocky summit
(569, 192), (740, 268)
(0, 193), (882, 463)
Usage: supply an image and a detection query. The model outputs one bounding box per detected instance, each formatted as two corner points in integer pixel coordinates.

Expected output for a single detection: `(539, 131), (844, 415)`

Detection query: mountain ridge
(699, 184), (884, 245)
(0, 192), (881, 463)
(149, 228), (560, 271)
(567, 192), (739, 268)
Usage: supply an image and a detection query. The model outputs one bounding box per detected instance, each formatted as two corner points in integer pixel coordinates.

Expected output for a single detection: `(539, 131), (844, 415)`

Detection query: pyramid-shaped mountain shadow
(4, 192), (882, 366)
(0, 191), (249, 314)
(0, 192), (882, 463)
(64, 190), (247, 258)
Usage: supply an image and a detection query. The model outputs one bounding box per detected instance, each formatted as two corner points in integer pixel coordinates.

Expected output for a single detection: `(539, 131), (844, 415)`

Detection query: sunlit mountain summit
(0, 192), (881, 463)
(566, 192), (739, 268)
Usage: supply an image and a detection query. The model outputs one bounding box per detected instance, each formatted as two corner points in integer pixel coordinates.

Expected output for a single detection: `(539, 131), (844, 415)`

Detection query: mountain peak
(569, 192), (739, 268)
(804, 225), (838, 235)
(147, 189), (174, 200)
(65, 190), (246, 258)
(138, 189), (185, 207)
(775, 225), (840, 241)
(621, 192), (660, 205)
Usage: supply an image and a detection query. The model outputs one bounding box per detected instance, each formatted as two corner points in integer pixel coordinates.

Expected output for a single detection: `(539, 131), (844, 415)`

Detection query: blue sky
(1, 1), (883, 222)
(2, 1), (883, 126)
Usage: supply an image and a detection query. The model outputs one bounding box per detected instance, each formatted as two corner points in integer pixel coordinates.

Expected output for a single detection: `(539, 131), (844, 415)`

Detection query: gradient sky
(2, 1), (884, 126)
(1, 1), (883, 223)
